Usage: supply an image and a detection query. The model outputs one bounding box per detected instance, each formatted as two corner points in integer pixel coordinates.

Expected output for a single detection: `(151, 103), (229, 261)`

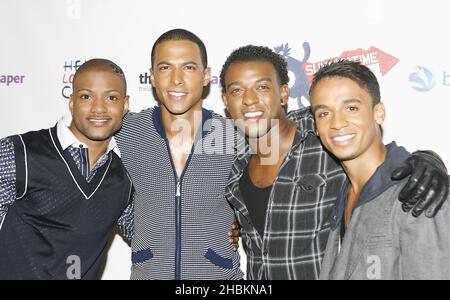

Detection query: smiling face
(69, 70), (129, 145)
(150, 39), (211, 116)
(310, 76), (385, 163)
(222, 60), (289, 138)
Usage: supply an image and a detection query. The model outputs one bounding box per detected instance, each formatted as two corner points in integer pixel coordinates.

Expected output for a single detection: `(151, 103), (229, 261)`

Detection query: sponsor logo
(275, 43), (311, 108)
(138, 72), (220, 93)
(408, 66), (436, 92)
(0, 74), (25, 86)
(274, 43), (399, 108)
(61, 59), (84, 99)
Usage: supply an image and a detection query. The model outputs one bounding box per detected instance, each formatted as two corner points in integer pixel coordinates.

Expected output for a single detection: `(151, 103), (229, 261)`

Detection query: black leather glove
(391, 150), (449, 218)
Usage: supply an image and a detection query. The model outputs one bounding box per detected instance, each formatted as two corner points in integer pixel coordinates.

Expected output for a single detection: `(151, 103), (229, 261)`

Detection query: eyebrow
(75, 88), (93, 93)
(256, 77), (273, 83)
(156, 60), (199, 66)
(104, 89), (122, 94)
(226, 77), (273, 91)
(342, 98), (363, 105)
(75, 88), (122, 94)
(312, 98), (362, 112)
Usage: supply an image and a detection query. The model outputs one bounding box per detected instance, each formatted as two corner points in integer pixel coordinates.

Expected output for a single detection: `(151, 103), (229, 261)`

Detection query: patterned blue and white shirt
(0, 115), (134, 239)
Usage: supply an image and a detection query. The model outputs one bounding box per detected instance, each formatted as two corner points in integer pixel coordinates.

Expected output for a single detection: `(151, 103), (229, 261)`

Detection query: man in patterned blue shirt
(0, 58), (134, 279)
(115, 29), (243, 280)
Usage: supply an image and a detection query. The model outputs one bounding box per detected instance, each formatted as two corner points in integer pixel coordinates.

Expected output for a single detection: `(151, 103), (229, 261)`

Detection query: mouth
(168, 91), (188, 101)
(87, 117), (111, 127)
(331, 133), (356, 144)
(243, 111), (264, 121)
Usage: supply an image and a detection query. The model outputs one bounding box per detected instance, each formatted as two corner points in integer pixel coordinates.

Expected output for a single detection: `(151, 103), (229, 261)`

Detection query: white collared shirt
(56, 114), (121, 158)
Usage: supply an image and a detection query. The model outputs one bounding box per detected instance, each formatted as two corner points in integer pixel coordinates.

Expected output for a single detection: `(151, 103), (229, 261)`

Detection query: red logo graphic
(303, 47), (399, 83)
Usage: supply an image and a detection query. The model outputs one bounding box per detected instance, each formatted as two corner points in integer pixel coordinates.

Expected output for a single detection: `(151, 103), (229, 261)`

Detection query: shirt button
(79, 144), (84, 148)
(263, 251), (268, 256)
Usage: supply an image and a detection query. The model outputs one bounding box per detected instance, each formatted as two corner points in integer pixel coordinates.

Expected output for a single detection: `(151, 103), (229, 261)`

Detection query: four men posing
(0, 29), (448, 279)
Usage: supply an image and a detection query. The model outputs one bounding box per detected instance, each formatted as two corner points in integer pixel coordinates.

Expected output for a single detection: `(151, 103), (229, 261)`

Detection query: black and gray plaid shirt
(225, 107), (346, 280)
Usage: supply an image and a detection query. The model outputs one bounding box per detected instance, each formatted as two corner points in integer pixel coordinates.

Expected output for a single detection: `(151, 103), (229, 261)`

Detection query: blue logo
(61, 59), (85, 99)
(409, 66), (436, 92)
(274, 43), (311, 108)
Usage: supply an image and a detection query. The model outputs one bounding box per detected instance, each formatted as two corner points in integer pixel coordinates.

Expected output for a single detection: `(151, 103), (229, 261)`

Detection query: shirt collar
(286, 107), (317, 140)
(151, 106), (214, 140)
(56, 115), (121, 157)
(331, 141), (411, 230)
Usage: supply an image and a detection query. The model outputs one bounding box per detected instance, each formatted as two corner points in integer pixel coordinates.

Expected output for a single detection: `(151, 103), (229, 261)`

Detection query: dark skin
(151, 39), (240, 250)
(226, 63), (449, 250)
(247, 119), (297, 188)
(223, 61), (294, 251)
(229, 222), (240, 251)
(70, 68), (129, 171)
(150, 40), (211, 177)
(228, 118), (297, 251)
(223, 61), (296, 188)
(309, 77), (388, 226)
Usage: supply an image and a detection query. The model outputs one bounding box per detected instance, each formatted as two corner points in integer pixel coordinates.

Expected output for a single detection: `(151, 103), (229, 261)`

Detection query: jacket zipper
(163, 138), (195, 280)
(176, 181), (181, 197)
(175, 179), (181, 280)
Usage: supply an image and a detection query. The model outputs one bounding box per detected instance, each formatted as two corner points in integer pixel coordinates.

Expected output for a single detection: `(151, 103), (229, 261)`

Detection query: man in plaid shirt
(221, 46), (449, 280)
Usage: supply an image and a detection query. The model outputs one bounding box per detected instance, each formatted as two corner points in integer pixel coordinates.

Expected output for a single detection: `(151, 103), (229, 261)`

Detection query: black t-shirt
(239, 166), (272, 238)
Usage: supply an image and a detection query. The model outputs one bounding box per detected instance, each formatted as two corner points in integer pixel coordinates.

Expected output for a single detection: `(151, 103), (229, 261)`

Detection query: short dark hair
(73, 58), (127, 94)
(309, 60), (380, 106)
(151, 28), (208, 69)
(220, 45), (289, 94)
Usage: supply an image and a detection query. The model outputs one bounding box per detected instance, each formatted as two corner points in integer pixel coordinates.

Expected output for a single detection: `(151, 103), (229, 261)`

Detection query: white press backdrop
(1, 0), (449, 279)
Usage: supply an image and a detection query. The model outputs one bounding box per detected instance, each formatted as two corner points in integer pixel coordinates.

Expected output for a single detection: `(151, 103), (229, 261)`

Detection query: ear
(280, 84), (289, 107)
(69, 95), (74, 115)
(123, 96), (130, 116)
(374, 101), (385, 125)
(222, 93), (229, 110)
(150, 68), (155, 87)
(203, 67), (212, 86)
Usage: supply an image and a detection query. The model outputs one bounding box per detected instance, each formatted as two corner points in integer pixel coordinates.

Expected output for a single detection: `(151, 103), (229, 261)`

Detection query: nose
(330, 111), (348, 130)
(171, 67), (184, 86)
(90, 96), (107, 114)
(242, 89), (259, 106)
